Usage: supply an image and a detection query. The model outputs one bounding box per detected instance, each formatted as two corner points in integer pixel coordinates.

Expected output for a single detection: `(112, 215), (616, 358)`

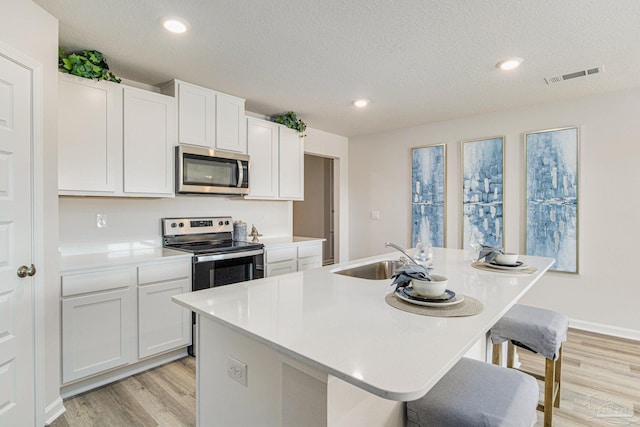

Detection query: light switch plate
(227, 356), (247, 386)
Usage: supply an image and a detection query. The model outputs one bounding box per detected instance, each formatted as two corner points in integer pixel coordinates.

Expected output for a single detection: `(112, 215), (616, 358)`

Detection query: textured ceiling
(34, 0), (640, 137)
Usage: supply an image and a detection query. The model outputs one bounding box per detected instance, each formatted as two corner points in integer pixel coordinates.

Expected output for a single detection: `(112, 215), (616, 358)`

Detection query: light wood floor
(50, 329), (639, 426)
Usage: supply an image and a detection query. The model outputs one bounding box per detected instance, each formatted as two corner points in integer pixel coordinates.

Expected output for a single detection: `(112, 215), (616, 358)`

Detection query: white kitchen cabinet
(60, 256), (192, 386)
(278, 126), (305, 200)
(246, 118), (304, 200)
(123, 87), (176, 196)
(61, 267), (137, 384)
(163, 80), (246, 153)
(58, 74), (176, 197)
(137, 261), (191, 359)
(58, 74), (122, 194)
(265, 241), (323, 277)
(246, 117), (279, 198)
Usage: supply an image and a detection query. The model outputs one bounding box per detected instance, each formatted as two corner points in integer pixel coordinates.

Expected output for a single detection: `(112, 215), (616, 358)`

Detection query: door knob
(17, 264), (36, 278)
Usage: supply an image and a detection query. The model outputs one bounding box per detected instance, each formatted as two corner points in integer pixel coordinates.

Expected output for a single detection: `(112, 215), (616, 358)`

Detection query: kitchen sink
(332, 259), (404, 280)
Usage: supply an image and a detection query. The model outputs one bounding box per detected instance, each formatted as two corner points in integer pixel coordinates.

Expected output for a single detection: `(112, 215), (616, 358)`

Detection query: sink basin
(332, 259), (404, 280)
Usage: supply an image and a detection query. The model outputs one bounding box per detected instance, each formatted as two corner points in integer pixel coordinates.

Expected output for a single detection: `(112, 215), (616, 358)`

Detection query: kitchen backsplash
(59, 195), (292, 255)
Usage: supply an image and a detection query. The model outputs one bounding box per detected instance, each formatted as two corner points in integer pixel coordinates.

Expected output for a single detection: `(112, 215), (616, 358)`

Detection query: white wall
(304, 127), (349, 262)
(59, 196), (292, 254)
(349, 88), (640, 337)
(0, 0), (60, 422)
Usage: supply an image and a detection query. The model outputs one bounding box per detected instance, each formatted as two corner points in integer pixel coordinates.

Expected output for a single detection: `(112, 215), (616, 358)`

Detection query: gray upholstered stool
(490, 304), (569, 427)
(406, 357), (539, 427)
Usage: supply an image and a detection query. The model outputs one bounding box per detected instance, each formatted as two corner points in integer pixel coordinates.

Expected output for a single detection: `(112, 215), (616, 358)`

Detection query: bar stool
(406, 357), (539, 427)
(490, 304), (569, 427)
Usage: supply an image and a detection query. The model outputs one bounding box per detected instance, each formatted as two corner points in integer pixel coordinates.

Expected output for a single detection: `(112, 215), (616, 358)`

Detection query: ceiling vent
(544, 66), (604, 84)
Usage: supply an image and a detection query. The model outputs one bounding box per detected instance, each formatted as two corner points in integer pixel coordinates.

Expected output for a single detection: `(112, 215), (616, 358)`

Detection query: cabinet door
(297, 257), (322, 271)
(215, 93), (246, 153)
(138, 278), (191, 359)
(61, 287), (133, 384)
(58, 74), (123, 194)
(123, 88), (176, 196)
(246, 117), (279, 198)
(278, 127), (304, 200)
(266, 260), (297, 277)
(177, 82), (214, 148)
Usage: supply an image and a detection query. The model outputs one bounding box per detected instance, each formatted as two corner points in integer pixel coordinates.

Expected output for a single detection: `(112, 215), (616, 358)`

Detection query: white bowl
(494, 253), (519, 266)
(411, 274), (448, 297)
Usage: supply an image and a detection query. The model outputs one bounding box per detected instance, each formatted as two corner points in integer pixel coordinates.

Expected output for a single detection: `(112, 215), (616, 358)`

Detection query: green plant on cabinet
(58, 48), (121, 83)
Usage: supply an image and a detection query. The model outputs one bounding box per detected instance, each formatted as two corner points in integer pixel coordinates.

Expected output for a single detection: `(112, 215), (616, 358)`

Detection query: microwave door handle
(237, 160), (243, 188)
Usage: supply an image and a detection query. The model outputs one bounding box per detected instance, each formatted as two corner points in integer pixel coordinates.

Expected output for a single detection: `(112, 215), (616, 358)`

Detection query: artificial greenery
(58, 48), (121, 83)
(271, 111), (307, 137)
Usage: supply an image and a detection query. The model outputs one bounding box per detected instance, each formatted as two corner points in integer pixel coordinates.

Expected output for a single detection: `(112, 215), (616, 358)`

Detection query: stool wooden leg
(554, 345), (563, 408)
(544, 357), (555, 427)
(506, 341), (516, 369)
(492, 343), (502, 365)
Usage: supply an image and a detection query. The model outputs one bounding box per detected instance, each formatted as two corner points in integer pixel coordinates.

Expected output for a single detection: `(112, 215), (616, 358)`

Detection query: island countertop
(173, 247), (553, 402)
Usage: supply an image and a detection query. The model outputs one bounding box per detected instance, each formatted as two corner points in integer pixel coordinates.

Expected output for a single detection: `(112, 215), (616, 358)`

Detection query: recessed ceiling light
(163, 17), (190, 34)
(496, 57), (523, 71)
(353, 99), (369, 108)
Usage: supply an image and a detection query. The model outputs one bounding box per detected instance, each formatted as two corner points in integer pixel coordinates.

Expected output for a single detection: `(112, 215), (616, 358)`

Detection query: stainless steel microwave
(176, 145), (250, 195)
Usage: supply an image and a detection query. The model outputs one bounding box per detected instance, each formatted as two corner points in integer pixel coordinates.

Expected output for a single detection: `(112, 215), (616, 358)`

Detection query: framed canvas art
(411, 144), (446, 248)
(461, 136), (504, 250)
(525, 126), (579, 273)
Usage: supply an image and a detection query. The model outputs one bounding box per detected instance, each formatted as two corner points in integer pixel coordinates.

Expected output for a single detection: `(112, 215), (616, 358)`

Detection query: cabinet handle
(17, 264), (36, 278)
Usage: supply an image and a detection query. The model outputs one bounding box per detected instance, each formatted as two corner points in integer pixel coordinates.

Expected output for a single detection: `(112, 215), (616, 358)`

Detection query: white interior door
(0, 54), (34, 425)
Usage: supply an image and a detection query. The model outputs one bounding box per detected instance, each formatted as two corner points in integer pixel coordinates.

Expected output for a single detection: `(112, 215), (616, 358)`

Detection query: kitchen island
(173, 248), (554, 426)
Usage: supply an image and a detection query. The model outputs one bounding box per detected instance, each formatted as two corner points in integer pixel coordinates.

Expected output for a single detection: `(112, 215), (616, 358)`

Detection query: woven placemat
(385, 292), (483, 317)
(471, 261), (537, 274)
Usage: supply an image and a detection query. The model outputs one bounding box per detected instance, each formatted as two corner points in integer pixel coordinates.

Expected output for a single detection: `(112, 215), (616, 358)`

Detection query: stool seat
(490, 304), (568, 360)
(407, 358), (539, 427)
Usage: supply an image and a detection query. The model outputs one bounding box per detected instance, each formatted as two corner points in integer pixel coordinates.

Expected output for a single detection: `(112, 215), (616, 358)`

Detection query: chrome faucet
(385, 242), (418, 265)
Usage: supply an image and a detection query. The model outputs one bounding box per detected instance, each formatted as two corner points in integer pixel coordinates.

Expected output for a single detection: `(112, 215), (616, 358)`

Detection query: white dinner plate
(483, 261), (531, 271)
(395, 289), (464, 307)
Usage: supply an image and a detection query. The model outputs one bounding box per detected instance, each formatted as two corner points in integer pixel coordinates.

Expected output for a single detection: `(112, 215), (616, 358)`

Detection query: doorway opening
(293, 154), (336, 265)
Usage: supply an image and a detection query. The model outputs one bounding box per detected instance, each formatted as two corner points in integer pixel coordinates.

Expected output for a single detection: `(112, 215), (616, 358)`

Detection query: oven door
(192, 249), (264, 291)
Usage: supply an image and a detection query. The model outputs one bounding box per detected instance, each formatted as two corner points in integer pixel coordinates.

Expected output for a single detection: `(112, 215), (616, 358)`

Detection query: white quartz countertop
(173, 248), (553, 401)
(259, 236), (325, 248)
(60, 247), (192, 272)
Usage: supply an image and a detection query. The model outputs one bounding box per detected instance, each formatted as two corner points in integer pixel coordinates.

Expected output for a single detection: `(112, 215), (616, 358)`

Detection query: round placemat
(385, 292), (483, 317)
(471, 261), (537, 274)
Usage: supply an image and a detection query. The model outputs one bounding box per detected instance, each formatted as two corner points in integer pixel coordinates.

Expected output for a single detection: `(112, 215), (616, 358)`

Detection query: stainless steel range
(162, 216), (264, 355)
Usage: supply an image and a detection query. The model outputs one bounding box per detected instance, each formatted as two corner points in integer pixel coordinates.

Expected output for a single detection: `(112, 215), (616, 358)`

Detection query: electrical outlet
(371, 210), (381, 220)
(96, 214), (107, 228)
(227, 356), (247, 386)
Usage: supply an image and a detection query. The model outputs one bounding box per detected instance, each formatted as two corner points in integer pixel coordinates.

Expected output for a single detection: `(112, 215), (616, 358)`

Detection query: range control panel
(162, 217), (234, 236)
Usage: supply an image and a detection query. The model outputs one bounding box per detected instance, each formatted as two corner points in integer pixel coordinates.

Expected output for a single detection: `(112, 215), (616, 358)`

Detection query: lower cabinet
(265, 241), (323, 277)
(61, 286), (135, 384)
(60, 257), (191, 385)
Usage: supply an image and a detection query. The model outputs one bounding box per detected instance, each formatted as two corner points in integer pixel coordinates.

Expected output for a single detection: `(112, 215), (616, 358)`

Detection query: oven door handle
(195, 249), (264, 263)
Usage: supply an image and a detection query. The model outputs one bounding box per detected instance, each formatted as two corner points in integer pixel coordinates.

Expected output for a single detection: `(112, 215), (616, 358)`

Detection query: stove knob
(218, 221), (224, 226)
(179, 222), (184, 228)
(170, 222), (177, 228)
(224, 220), (230, 225)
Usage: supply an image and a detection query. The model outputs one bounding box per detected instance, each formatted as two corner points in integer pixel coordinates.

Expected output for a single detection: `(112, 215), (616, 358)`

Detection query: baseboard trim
(569, 319), (640, 342)
(44, 396), (65, 426)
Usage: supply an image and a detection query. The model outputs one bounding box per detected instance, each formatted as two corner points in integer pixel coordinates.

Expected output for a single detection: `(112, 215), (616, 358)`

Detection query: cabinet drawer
(297, 257), (322, 272)
(298, 243), (322, 259)
(62, 267), (136, 297)
(138, 260), (191, 285)
(266, 260), (297, 277)
(266, 246), (297, 263)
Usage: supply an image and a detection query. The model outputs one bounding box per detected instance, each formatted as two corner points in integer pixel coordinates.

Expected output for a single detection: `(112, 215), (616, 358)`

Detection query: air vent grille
(544, 65), (604, 84)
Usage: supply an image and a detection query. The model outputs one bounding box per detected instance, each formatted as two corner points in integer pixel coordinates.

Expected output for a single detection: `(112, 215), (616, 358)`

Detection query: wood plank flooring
(50, 329), (639, 426)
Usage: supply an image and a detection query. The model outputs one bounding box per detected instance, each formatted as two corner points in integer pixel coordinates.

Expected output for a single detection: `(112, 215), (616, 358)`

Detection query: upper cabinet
(246, 117), (304, 200)
(58, 74), (176, 197)
(162, 80), (247, 154)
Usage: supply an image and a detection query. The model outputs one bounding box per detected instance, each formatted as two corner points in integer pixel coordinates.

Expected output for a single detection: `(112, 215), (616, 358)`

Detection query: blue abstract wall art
(525, 127), (579, 273)
(411, 144), (446, 248)
(461, 137), (504, 250)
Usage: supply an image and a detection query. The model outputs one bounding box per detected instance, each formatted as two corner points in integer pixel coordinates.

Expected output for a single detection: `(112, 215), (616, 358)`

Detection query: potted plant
(58, 48), (121, 83)
(271, 111), (306, 138)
